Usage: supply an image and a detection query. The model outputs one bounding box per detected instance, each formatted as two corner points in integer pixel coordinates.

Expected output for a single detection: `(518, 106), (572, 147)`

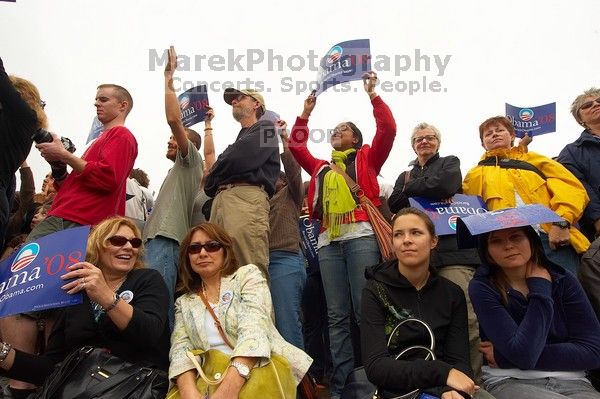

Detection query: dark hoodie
(361, 260), (472, 398)
(469, 226), (600, 372)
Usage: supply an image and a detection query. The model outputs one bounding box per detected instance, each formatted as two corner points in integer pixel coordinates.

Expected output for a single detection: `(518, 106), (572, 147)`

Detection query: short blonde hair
(86, 217), (144, 270)
(97, 84), (133, 116)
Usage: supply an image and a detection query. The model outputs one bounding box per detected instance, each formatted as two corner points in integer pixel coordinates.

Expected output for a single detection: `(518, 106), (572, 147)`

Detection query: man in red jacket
(30, 84), (138, 239)
(0, 84), (137, 398)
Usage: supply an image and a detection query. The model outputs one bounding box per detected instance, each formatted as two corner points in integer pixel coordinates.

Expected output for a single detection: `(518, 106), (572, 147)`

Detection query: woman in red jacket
(288, 72), (396, 398)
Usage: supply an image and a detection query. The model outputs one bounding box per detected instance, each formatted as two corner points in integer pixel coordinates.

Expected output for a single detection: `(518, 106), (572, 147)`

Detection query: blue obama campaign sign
(505, 102), (556, 138)
(260, 109), (281, 124)
(409, 194), (487, 236)
(315, 39), (371, 96)
(299, 215), (320, 272)
(0, 226), (89, 318)
(178, 85), (210, 127)
(456, 204), (564, 249)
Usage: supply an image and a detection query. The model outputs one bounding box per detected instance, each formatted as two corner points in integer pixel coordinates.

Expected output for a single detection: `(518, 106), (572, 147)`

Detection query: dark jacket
(5, 268), (171, 385)
(0, 56), (36, 190)
(469, 241), (600, 371)
(361, 260), (472, 398)
(388, 154), (480, 267)
(204, 120), (280, 197)
(558, 130), (600, 241)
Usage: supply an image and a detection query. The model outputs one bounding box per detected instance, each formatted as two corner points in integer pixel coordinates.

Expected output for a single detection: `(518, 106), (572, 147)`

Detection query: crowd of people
(1, 46), (600, 399)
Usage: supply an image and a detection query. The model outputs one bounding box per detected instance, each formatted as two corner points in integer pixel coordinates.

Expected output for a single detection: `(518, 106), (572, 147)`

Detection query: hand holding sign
(301, 90), (317, 119)
(205, 107), (215, 124)
(362, 71), (378, 99)
(61, 262), (116, 308)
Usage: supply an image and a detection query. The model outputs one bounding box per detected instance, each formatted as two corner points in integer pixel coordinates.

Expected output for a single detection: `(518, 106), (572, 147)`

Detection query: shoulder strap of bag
(329, 163), (361, 194)
(71, 363), (154, 399)
(198, 290), (235, 349)
(374, 281), (412, 323)
(478, 156), (547, 180)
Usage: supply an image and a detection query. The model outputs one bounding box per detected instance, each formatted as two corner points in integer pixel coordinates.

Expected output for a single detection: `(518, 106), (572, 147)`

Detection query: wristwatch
(230, 361), (250, 380)
(552, 221), (570, 229)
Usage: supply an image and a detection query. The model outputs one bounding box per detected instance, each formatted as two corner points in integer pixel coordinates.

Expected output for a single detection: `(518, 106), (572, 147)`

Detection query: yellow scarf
(322, 148), (357, 239)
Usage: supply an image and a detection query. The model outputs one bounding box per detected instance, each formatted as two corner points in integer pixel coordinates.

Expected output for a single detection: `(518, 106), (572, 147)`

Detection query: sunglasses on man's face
(108, 235), (142, 248)
(188, 241), (223, 254)
(579, 97), (600, 111)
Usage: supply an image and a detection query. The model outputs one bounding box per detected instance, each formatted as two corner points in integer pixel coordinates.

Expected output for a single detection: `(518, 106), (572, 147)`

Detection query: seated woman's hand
(525, 261), (551, 281)
(442, 390), (468, 399)
(60, 261), (115, 305)
(479, 341), (498, 368)
(210, 371), (245, 399)
(446, 368), (478, 397)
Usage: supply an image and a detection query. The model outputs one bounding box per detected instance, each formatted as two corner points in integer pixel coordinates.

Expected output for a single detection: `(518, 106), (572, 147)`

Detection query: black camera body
(32, 128), (77, 181)
(32, 128), (76, 153)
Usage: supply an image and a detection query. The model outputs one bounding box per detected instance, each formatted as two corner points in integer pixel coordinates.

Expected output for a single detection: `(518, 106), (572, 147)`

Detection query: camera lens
(31, 128), (53, 144)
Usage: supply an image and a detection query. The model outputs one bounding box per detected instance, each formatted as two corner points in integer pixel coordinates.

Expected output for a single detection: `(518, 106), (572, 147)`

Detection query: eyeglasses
(40, 100), (46, 110)
(412, 135), (438, 144)
(108, 235), (142, 248)
(188, 241), (223, 254)
(579, 97), (600, 111)
(332, 124), (352, 135)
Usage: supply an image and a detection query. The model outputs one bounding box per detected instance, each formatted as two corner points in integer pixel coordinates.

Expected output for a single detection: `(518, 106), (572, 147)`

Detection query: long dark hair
(177, 223), (239, 294)
(478, 226), (546, 304)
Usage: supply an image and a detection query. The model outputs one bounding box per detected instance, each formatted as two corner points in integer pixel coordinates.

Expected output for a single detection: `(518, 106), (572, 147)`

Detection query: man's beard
(232, 106), (252, 122)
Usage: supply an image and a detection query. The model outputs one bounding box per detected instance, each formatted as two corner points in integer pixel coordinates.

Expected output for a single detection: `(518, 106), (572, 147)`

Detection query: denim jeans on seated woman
(485, 377), (600, 399)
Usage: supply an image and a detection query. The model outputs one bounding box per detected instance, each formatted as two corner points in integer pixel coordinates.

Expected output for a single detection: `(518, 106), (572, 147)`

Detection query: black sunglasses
(40, 100), (46, 110)
(188, 241), (223, 254)
(108, 235), (142, 248)
(579, 96), (600, 111)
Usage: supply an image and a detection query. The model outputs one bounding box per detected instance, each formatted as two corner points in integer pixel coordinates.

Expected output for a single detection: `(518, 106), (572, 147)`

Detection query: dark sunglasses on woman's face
(188, 241), (223, 254)
(108, 235), (142, 248)
(579, 97), (600, 111)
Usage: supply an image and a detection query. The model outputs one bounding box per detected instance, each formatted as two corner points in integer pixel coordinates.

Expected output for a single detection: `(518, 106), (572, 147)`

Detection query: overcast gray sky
(2, 0), (599, 194)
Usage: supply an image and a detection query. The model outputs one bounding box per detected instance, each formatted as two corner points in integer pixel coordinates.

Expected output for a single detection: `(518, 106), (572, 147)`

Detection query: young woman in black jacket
(361, 208), (493, 399)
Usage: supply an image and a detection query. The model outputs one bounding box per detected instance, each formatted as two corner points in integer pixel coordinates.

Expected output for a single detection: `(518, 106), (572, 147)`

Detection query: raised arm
(278, 120), (304, 207)
(364, 72), (396, 173)
(164, 46), (189, 157)
(203, 107), (216, 171)
(288, 91), (324, 175)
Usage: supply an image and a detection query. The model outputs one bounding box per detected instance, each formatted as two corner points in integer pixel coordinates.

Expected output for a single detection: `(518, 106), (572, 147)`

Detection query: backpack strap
(478, 156), (547, 180)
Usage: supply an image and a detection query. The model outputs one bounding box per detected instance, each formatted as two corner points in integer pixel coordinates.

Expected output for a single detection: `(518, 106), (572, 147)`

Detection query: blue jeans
(268, 250), (306, 349)
(485, 377), (600, 399)
(144, 236), (179, 329)
(539, 232), (580, 275)
(318, 235), (380, 397)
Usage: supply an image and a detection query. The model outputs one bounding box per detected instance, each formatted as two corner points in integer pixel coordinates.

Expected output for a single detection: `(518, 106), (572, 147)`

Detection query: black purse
(31, 346), (168, 399)
(341, 318), (437, 399)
